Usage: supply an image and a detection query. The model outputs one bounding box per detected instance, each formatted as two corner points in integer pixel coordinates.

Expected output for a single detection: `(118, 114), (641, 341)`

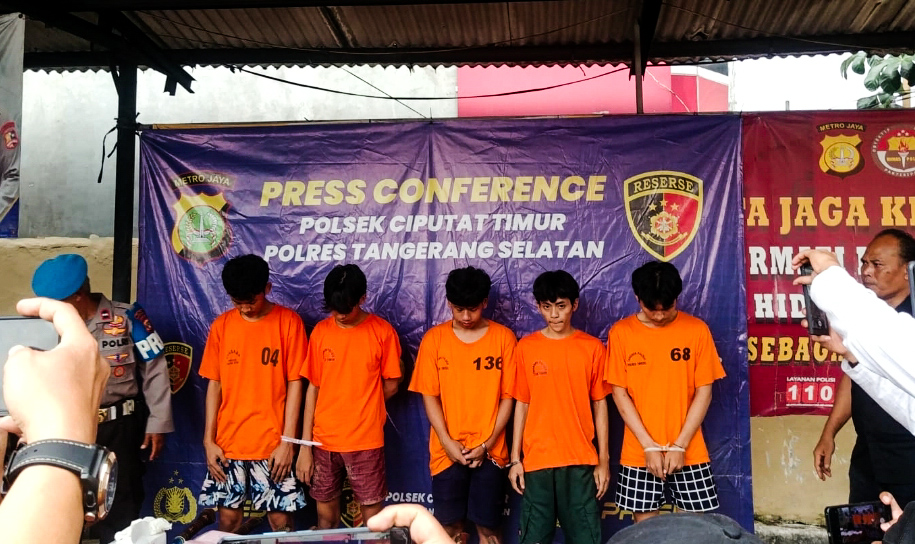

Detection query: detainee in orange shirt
(409, 266), (516, 544)
(297, 264), (403, 528)
(606, 261), (726, 523)
(198, 254), (307, 532)
(509, 270), (610, 544)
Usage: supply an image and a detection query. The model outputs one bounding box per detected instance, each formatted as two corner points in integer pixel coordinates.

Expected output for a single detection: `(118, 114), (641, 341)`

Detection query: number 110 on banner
(785, 379), (835, 406)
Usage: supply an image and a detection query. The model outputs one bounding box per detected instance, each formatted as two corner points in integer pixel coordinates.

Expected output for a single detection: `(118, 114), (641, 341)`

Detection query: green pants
(519, 465), (601, 544)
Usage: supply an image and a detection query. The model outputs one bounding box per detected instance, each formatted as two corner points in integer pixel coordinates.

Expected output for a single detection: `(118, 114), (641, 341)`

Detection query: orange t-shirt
(302, 314), (402, 452)
(511, 330), (609, 472)
(409, 320), (517, 475)
(605, 312), (726, 467)
(199, 305), (306, 460)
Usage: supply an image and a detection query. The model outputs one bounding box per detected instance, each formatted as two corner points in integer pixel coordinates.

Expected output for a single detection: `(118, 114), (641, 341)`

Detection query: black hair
(631, 260), (682, 309)
(873, 228), (915, 263)
(532, 270), (580, 304)
(221, 254), (270, 300)
(445, 266), (492, 307)
(323, 264), (367, 314)
(76, 277), (91, 295)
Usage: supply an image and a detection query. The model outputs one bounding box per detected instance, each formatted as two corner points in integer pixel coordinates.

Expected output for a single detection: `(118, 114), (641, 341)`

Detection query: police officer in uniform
(31, 254), (174, 543)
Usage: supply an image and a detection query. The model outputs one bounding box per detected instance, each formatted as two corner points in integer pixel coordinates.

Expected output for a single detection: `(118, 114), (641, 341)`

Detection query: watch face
(98, 451), (118, 520)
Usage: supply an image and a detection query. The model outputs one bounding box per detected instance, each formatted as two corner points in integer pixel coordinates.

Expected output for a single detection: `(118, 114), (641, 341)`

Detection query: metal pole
(634, 22), (644, 114)
(112, 61), (137, 302)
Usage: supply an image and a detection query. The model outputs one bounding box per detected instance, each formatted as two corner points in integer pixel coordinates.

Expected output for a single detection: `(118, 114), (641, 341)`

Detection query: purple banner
(138, 115), (750, 539)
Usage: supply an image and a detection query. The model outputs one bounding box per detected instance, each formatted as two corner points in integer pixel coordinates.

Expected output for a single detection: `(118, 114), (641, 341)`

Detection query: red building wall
(457, 64), (729, 116)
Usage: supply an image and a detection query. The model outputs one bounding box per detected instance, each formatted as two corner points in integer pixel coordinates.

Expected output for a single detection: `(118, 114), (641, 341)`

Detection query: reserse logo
(623, 171), (703, 262)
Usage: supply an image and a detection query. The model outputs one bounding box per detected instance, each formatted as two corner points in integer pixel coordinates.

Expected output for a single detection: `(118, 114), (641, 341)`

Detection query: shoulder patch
(1, 121), (18, 150)
(128, 302), (165, 362)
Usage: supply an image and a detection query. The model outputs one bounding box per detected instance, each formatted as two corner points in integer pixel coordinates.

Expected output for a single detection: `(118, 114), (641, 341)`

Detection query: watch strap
(5, 439), (99, 484)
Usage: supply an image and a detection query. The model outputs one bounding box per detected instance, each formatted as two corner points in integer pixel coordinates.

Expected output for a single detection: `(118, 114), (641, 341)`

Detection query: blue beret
(32, 254), (89, 300)
(606, 513), (763, 544)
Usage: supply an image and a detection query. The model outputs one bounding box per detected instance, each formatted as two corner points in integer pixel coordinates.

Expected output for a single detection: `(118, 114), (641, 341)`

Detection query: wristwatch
(2, 439), (118, 522)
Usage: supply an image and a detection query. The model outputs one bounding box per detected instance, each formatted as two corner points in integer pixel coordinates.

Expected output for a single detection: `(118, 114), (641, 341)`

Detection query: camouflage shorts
(199, 458), (306, 512)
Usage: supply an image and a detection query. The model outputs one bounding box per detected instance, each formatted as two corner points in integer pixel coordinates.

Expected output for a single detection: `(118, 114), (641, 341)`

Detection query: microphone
(234, 516), (267, 535)
(170, 508), (217, 544)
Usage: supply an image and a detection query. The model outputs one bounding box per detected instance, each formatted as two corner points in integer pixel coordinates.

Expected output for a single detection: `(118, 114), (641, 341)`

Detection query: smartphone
(825, 501), (892, 544)
(0, 316), (60, 415)
(217, 527), (411, 544)
(800, 263), (830, 335)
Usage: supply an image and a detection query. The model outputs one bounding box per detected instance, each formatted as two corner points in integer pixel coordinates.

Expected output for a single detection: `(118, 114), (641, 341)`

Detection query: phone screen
(0, 316), (59, 415)
(825, 501), (892, 544)
(218, 527), (410, 544)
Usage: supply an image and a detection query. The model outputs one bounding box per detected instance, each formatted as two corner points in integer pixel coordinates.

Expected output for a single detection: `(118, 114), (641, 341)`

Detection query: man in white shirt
(792, 248), (915, 434)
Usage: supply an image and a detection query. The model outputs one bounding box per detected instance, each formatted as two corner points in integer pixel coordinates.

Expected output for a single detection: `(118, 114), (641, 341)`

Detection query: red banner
(745, 111), (915, 416)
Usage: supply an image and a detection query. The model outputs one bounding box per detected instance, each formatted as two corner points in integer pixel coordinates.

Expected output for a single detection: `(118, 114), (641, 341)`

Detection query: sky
(730, 53), (870, 112)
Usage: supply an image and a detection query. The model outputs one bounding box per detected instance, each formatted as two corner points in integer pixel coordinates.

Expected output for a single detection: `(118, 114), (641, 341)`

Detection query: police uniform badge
(1, 121), (18, 150)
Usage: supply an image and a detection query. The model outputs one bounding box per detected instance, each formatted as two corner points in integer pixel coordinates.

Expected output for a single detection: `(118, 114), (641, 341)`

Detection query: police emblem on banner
(341, 479), (364, 527)
(164, 342), (193, 394)
(624, 171), (703, 262)
(872, 125), (915, 177)
(171, 192), (232, 264)
(153, 471), (197, 523)
(819, 134), (862, 177)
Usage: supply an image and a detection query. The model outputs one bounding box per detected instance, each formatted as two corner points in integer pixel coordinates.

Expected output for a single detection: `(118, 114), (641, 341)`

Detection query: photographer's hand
(879, 491), (904, 533)
(0, 297), (110, 544)
(792, 249), (842, 279)
(800, 321), (856, 364)
(368, 504), (452, 544)
(0, 297), (108, 444)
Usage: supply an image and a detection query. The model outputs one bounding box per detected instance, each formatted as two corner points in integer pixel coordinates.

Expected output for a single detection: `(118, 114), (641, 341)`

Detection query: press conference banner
(137, 115), (751, 538)
(744, 111), (915, 417)
(0, 12), (22, 237)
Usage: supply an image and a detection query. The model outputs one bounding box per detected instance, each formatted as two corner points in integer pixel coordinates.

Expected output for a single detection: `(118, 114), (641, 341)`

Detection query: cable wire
(226, 64), (629, 101)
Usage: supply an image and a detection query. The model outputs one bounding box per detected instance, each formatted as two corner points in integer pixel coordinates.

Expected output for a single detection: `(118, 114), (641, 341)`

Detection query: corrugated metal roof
(10, 0), (915, 72)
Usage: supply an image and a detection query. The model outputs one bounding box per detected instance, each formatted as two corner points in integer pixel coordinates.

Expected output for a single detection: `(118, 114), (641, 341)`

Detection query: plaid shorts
(615, 463), (719, 513)
(199, 458), (306, 512)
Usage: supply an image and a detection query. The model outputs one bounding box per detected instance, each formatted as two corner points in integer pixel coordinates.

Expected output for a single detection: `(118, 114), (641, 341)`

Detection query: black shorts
(431, 460), (506, 529)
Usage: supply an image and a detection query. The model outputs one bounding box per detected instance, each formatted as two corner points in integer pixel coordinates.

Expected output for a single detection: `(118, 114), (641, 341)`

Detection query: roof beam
(22, 31), (915, 70)
(99, 9), (195, 94)
(3, 5), (194, 92)
(63, 0), (568, 8)
(632, 0), (662, 76)
(318, 6), (356, 49)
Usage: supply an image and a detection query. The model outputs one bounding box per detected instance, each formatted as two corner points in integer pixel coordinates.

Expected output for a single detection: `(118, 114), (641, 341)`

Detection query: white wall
(730, 53), (868, 112)
(18, 65), (458, 237)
